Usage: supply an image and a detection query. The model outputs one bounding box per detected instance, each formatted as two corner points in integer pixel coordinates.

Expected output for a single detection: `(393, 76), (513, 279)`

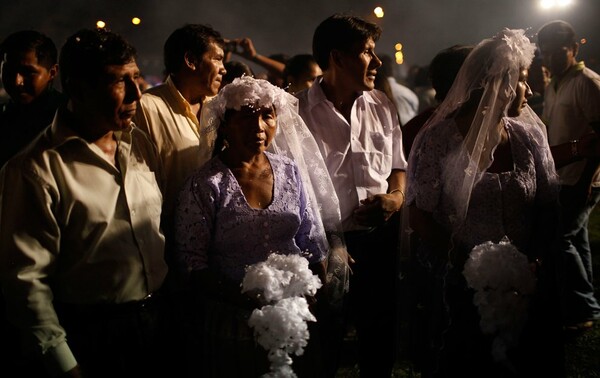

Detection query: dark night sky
(1, 0), (599, 79)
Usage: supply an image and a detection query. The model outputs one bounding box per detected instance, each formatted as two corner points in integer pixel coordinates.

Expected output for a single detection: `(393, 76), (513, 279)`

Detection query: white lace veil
(201, 76), (349, 306)
(413, 29), (540, 234)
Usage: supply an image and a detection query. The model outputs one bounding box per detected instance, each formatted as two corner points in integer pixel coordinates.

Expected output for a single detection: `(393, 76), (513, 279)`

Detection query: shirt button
(264, 234), (270, 240)
(131, 209), (136, 216)
(263, 221), (268, 227)
(263, 242), (268, 247)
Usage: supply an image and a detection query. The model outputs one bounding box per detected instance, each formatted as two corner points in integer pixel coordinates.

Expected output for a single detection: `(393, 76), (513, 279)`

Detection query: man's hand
(59, 365), (82, 378)
(234, 38), (258, 60)
(578, 132), (600, 158)
(353, 190), (403, 227)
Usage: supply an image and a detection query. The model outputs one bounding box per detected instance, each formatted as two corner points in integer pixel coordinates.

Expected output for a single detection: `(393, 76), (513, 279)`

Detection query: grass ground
(336, 207), (600, 377)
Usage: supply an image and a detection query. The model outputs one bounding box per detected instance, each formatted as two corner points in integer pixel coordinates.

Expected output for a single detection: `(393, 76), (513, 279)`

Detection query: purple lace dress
(407, 117), (559, 261)
(175, 151), (327, 282)
(406, 117), (561, 376)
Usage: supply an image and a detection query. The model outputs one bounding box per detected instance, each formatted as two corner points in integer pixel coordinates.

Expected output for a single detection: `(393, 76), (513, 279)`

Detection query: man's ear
(330, 49), (345, 69)
(184, 52), (198, 70)
(48, 64), (58, 80)
(64, 76), (86, 102)
(572, 42), (579, 58)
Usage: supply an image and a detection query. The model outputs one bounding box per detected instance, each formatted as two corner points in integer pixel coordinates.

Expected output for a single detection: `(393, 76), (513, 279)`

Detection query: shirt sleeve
(292, 164), (328, 265)
(390, 98), (408, 171)
(174, 172), (216, 274)
(576, 72), (600, 123)
(0, 163), (78, 376)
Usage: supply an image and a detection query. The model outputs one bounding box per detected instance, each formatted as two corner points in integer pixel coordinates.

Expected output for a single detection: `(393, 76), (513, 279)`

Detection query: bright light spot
(374, 7), (384, 18)
(96, 20), (106, 29)
(539, 0), (574, 9)
(395, 43), (403, 51)
(131, 17), (141, 25)
(395, 51), (404, 64)
(580, 38), (587, 44)
(558, 0), (574, 6)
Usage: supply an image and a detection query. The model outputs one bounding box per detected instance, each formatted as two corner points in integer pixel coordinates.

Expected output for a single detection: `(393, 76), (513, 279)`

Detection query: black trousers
(344, 215), (400, 377)
(54, 294), (170, 378)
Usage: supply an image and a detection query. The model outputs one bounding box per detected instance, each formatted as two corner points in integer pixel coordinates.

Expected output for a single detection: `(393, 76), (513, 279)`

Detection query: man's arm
(353, 169), (406, 226)
(0, 164), (78, 376)
(233, 38), (285, 80)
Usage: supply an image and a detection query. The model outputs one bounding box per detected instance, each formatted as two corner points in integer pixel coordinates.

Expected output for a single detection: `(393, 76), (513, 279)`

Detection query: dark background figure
(221, 59), (253, 89)
(283, 54), (322, 95)
(0, 30), (66, 167)
(527, 52), (550, 118)
(538, 20), (600, 331)
(0, 29), (67, 376)
(402, 44), (473, 157)
(375, 54), (419, 126)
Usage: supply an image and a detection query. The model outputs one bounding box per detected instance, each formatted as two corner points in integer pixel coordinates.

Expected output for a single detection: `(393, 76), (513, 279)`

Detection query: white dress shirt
(297, 79), (407, 231)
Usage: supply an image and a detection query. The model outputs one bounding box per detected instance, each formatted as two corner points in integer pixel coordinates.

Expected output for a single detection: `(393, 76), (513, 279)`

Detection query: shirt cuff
(42, 341), (78, 376)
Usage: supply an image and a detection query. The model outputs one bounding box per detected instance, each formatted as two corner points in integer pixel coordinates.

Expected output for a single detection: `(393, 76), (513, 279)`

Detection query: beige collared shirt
(134, 77), (216, 229)
(0, 111), (167, 374)
(544, 62), (600, 186)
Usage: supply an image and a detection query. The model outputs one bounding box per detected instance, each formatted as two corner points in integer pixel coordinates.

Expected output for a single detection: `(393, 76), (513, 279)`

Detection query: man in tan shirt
(0, 29), (167, 377)
(134, 24), (227, 241)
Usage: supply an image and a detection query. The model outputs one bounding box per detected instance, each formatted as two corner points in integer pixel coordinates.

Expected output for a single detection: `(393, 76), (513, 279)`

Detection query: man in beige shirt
(134, 24), (227, 240)
(0, 29), (167, 377)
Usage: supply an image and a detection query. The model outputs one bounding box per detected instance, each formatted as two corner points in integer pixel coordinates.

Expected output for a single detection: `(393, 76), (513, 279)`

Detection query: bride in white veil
(201, 76), (350, 307)
(406, 29), (561, 376)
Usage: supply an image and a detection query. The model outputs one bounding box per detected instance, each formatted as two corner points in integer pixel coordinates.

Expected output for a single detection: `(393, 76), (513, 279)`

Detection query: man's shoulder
(2, 128), (56, 182)
(366, 89), (400, 116)
(139, 83), (171, 107)
(580, 67), (600, 87)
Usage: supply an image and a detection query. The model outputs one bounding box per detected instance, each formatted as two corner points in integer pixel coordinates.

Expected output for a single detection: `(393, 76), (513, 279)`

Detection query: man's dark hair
(0, 30), (57, 69)
(163, 24), (224, 75)
(537, 20), (577, 47)
(59, 28), (136, 95)
(312, 14), (382, 71)
(284, 54), (318, 80)
(429, 45), (474, 102)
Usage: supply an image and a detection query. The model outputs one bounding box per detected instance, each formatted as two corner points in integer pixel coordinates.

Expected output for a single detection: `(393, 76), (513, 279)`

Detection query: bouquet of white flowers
(463, 237), (536, 362)
(242, 253), (322, 377)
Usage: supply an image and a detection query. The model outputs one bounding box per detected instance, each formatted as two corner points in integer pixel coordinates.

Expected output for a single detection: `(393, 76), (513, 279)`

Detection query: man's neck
(321, 73), (360, 120)
(554, 60), (580, 83)
(171, 73), (206, 107)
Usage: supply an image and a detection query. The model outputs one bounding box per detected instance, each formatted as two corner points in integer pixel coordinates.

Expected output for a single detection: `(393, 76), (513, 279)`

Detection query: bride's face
(507, 68), (533, 117)
(223, 104), (277, 155)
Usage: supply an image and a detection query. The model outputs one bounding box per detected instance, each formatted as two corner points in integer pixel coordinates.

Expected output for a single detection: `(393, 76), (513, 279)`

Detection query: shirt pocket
(367, 132), (392, 175)
(130, 170), (163, 220)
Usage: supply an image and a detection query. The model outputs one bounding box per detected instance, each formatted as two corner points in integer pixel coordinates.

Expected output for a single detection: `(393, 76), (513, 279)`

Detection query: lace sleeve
(406, 121), (454, 213)
(292, 163), (328, 265)
(174, 170), (217, 274)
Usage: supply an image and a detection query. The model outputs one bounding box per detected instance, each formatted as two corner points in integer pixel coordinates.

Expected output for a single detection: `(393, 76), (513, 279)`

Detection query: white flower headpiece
(488, 28), (536, 78)
(209, 75), (291, 122)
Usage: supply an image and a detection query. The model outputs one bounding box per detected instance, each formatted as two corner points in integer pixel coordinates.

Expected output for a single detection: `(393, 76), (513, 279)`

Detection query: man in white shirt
(0, 29), (168, 378)
(134, 24), (226, 240)
(297, 14), (407, 377)
(538, 20), (600, 330)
